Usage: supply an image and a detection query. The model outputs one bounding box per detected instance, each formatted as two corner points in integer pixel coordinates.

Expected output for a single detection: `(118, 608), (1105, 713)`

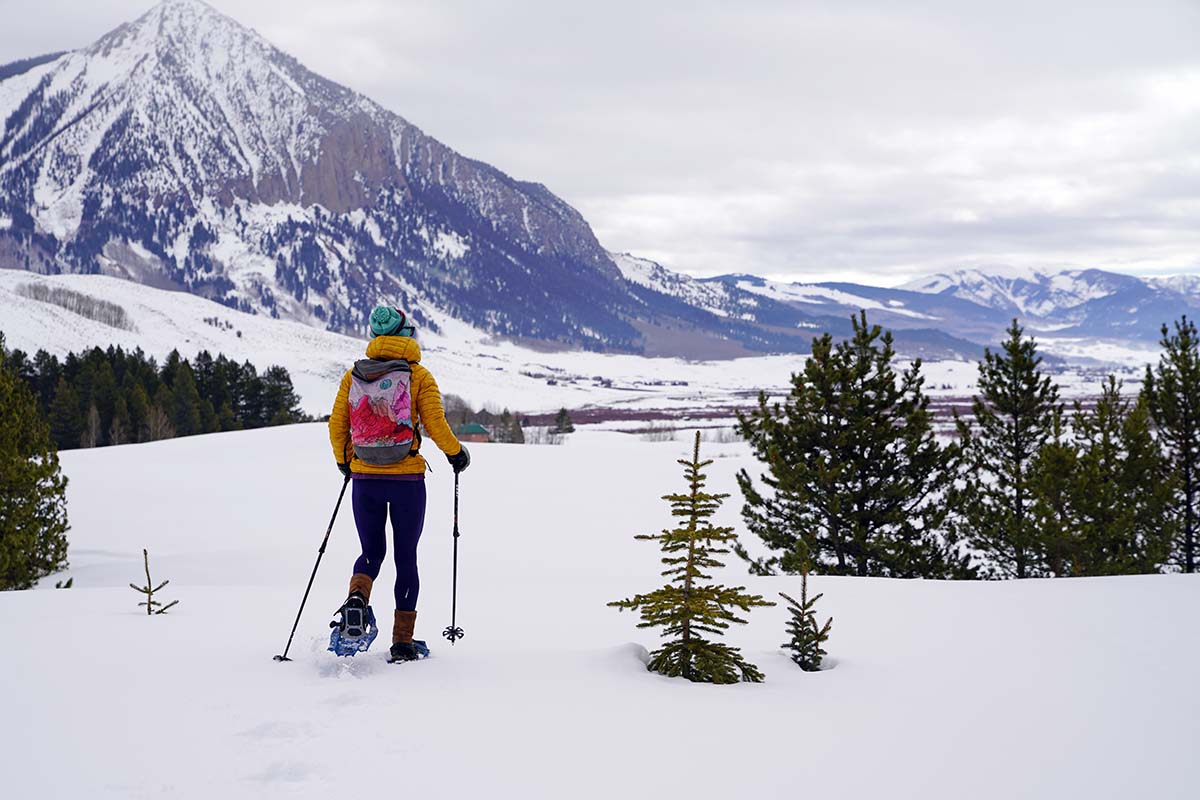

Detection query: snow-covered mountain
(692, 267), (1200, 353)
(611, 254), (984, 359)
(0, 0), (649, 348)
(901, 267), (1200, 341)
(706, 273), (1011, 343)
(903, 268), (1126, 316)
(0, 0), (835, 357)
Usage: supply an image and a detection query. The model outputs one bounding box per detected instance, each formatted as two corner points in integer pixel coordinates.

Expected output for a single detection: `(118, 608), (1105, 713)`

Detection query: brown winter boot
(393, 610), (417, 644)
(348, 573), (373, 602)
(390, 610), (419, 662)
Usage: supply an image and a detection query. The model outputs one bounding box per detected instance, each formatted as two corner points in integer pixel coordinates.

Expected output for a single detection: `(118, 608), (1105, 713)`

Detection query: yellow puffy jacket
(328, 336), (462, 476)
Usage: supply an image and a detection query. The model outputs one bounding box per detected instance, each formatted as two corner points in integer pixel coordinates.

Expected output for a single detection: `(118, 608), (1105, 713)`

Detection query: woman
(328, 305), (470, 661)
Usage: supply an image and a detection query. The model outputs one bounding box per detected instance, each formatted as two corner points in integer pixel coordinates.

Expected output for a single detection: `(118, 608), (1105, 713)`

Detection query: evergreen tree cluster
(1, 338), (309, 451)
(738, 313), (1200, 579)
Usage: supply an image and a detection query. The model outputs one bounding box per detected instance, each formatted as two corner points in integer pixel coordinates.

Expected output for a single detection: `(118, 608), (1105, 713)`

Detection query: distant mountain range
(0, 0), (1195, 363)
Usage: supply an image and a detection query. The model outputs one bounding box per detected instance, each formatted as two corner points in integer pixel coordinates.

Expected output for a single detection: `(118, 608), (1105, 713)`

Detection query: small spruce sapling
(129, 549), (178, 615)
(609, 431), (773, 684)
(779, 554), (832, 671)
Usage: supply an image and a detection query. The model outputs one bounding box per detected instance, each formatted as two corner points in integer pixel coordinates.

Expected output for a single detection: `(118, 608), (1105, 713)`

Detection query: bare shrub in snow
(525, 426), (564, 446)
(701, 425), (740, 444)
(637, 422), (675, 442)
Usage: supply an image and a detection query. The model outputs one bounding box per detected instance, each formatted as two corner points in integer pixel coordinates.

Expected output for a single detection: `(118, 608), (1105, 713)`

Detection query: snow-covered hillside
(3, 425), (1197, 799)
(0, 269), (1126, 419)
(0, 269), (817, 415)
(728, 274), (935, 320)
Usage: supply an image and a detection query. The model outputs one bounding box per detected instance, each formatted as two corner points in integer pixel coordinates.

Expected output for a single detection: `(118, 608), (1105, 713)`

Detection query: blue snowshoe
(328, 593), (378, 657)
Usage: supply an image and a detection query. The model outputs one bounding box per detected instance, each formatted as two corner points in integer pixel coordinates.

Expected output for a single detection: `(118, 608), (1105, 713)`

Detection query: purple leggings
(350, 478), (427, 611)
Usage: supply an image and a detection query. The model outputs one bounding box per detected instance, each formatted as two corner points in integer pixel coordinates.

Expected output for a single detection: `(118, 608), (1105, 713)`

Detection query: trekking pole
(273, 475), (351, 662)
(443, 471), (465, 644)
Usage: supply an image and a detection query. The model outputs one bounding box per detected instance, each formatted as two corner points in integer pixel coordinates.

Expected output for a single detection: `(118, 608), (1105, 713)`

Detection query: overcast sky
(2, 0), (1197, 285)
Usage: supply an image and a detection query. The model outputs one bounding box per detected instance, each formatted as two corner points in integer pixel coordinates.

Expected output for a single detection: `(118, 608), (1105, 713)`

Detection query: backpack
(347, 358), (418, 465)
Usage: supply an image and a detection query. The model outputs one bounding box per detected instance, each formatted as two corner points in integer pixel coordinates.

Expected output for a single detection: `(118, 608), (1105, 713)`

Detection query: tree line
(737, 313), (1200, 579)
(2, 340), (309, 450)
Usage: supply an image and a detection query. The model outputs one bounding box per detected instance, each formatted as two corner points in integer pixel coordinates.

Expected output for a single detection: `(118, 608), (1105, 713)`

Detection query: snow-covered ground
(0, 271), (1125, 419)
(2, 425), (1197, 799)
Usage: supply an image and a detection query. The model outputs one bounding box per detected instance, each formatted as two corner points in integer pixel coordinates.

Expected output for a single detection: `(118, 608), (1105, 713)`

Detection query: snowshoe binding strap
(328, 594), (378, 657)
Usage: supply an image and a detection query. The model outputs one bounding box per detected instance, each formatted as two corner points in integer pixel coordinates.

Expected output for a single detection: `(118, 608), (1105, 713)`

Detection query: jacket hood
(365, 335), (421, 363)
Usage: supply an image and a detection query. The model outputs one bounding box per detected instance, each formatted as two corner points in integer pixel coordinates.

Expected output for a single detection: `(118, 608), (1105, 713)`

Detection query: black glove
(447, 444), (471, 474)
(337, 462), (352, 479)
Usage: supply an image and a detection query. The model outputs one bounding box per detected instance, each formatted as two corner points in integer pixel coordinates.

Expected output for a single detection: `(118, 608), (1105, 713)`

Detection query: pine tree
(0, 334), (70, 590)
(1065, 380), (1175, 575)
(1142, 316), (1200, 573)
(609, 432), (773, 684)
(261, 365), (305, 426)
(48, 376), (82, 450)
(32, 350), (60, 407)
(952, 320), (1061, 578)
(554, 407), (575, 434)
(199, 398), (217, 433)
(737, 312), (966, 578)
(1027, 409), (1076, 575)
(169, 362), (202, 436)
(217, 400), (240, 432)
(779, 559), (832, 672)
(126, 382), (150, 441)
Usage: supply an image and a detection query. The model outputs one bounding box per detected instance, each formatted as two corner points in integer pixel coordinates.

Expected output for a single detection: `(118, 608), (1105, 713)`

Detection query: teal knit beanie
(369, 306), (412, 337)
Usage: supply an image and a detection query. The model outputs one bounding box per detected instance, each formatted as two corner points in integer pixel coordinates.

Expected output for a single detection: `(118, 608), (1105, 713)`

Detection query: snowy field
(3, 424), (1197, 799)
(0, 270), (1131, 420)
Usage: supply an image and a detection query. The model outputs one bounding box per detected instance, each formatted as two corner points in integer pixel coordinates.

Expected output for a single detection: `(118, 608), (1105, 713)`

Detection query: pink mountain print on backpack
(348, 359), (417, 465)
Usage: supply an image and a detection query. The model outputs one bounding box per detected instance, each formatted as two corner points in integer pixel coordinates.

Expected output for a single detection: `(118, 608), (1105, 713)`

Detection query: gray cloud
(2, 0), (1197, 284)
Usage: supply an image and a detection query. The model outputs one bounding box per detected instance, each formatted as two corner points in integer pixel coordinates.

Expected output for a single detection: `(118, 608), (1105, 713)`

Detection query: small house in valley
(454, 422), (491, 443)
